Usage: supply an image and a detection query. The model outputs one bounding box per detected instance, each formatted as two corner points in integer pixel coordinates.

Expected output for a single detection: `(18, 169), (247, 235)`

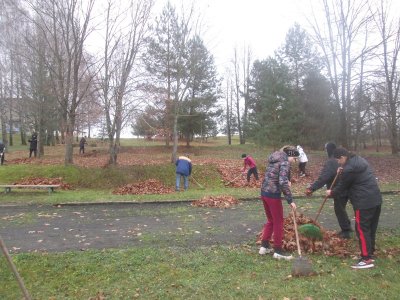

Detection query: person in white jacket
(296, 145), (308, 177)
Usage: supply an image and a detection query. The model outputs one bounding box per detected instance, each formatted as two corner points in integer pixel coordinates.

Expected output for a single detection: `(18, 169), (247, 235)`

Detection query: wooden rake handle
(292, 207), (302, 257)
(314, 169), (341, 222)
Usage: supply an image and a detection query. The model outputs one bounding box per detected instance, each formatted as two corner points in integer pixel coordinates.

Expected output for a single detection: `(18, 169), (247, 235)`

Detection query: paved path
(0, 197), (398, 253)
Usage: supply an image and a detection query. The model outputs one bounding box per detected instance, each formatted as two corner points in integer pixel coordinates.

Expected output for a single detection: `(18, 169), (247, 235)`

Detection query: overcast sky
(156, 0), (312, 71)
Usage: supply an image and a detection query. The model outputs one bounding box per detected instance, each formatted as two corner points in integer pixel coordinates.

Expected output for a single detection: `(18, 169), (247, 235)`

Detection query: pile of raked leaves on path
(191, 195), (239, 208)
(13, 177), (73, 190)
(112, 179), (174, 195)
(257, 213), (353, 257)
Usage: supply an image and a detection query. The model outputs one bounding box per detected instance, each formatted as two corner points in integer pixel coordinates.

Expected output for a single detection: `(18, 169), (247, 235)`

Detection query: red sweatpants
(260, 196), (284, 249)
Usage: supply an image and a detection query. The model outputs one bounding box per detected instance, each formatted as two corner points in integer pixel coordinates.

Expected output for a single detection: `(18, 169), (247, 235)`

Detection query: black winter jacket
(331, 155), (382, 210)
(310, 158), (339, 191)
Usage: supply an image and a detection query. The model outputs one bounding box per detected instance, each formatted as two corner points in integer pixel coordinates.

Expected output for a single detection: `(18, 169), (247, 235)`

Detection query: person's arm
(279, 161), (293, 204)
(309, 160), (336, 192)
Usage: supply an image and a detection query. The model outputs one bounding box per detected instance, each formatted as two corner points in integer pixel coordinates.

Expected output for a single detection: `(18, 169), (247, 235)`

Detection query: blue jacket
(176, 156), (192, 176)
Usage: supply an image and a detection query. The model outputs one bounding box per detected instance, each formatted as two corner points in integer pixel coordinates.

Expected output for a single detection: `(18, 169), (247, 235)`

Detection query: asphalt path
(0, 197), (398, 253)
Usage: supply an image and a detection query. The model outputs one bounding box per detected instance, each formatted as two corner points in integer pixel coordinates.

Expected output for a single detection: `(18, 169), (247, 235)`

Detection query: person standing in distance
(28, 132), (38, 158)
(327, 147), (382, 269)
(296, 145), (308, 177)
(259, 145), (299, 260)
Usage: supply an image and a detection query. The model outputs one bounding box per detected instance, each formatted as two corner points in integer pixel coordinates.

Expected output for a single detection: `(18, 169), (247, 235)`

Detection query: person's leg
(175, 174), (181, 191)
(370, 205), (381, 257)
(260, 196), (274, 244)
(246, 169), (251, 183)
(334, 195), (352, 233)
(249, 167), (259, 181)
(264, 197), (284, 250)
(354, 208), (374, 259)
(29, 149), (32, 158)
(183, 175), (189, 190)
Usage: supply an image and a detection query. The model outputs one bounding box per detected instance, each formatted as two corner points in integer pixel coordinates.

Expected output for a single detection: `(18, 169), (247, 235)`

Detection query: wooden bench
(0, 185), (61, 194)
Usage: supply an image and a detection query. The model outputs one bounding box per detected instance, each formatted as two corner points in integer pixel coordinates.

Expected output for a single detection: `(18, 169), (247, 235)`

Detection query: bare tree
(98, 0), (154, 165)
(308, 0), (374, 148)
(18, 0), (96, 164)
(372, 0), (400, 154)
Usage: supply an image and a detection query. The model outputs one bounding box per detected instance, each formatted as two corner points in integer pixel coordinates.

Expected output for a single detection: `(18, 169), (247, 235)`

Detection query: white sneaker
(273, 251), (293, 260)
(259, 247), (273, 255)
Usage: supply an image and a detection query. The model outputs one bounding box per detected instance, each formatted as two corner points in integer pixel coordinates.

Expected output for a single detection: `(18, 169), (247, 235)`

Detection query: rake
(291, 208), (315, 276)
(223, 173), (244, 186)
(298, 169), (341, 239)
(191, 176), (205, 190)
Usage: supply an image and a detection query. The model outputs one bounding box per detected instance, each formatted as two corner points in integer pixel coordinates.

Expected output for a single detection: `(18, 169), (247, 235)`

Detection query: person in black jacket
(305, 142), (352, 238)
(0, 140), (5, 165)
(327, 148), (382, 269)
(28, 132), (38, 158)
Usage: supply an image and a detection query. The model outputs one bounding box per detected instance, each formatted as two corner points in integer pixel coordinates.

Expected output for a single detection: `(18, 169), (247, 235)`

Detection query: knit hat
(241, 153), (247, 158)
(282, 146), (300, 157)
(333, 147), (349, 159)
(325, 142), (336, 158)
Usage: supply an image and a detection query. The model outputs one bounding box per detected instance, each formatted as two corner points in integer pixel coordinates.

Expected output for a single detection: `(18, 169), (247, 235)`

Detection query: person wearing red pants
(327, 147), (382, 269)
(259, 145), (299, 260)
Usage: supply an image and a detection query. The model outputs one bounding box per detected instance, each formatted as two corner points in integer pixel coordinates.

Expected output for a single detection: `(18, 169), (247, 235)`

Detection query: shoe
(338, 230), (352, 239)
(299, 173), (306, 178)
(259, 247), (273, 255)
(351, 259), (374, 269)
(273, 249), (293, 260)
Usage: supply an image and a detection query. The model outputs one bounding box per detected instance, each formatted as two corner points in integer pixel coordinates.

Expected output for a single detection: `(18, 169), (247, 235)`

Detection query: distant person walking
(241, 153), (259, 184)
(296, 145), (308, 177)
(28, 132), (38, 158)
(175, 155), (192, 191)
(79, 136), (87, 154)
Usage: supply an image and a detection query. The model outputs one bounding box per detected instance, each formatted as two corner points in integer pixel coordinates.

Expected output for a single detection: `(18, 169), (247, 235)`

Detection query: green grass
(1, 230), (399, 299)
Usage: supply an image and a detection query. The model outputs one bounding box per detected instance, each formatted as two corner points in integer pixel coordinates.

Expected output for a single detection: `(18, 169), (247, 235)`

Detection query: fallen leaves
(112, 179), (174, 195)
(191, 195), (239, 208)
(257, 213), (353, 257)
(13, 177), (73, 190)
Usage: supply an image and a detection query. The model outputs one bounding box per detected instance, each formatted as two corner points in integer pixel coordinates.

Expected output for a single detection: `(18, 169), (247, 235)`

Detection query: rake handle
(224, 173), (244, 186)
(314, 169), (341, 222)
(291, 207), (302, 257)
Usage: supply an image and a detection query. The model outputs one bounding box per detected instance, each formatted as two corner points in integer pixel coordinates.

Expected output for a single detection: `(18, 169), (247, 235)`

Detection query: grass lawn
(1, 230), (400, 299)
(1, 136), (400, 299)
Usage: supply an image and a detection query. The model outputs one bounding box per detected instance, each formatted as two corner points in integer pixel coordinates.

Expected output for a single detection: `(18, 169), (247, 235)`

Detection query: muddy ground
(1, 196), (399, 254)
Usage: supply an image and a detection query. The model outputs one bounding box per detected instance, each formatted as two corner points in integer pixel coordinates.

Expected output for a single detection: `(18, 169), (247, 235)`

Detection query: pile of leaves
(112, 179), (174, 195)
(192, 195), (239, 208)
(13, 177), (73, 190)
(257, 213), (353, 257)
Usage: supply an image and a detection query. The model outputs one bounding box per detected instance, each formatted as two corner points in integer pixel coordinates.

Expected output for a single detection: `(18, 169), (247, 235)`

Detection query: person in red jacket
(242, 153), (259, 184)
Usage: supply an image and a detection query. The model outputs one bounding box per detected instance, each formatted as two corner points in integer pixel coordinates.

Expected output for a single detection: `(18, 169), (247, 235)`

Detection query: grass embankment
(1, 230), (399, 299)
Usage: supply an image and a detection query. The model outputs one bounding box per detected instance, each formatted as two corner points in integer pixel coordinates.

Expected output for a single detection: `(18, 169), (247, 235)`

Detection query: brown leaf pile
(192, 195), (239, 208)
(257, 213), (353, 257)
(13, 177), (73, 190)
(112, 179), (174, 195)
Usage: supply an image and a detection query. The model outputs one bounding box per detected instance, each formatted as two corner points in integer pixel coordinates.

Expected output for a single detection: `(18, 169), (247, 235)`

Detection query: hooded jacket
(331, 155), (382, 210)
(261, 151), (293, 204)
(175, 156), (192, 176)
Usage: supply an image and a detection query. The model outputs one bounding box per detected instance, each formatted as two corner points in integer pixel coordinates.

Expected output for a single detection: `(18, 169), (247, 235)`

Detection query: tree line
(0, 0), (399, 168)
